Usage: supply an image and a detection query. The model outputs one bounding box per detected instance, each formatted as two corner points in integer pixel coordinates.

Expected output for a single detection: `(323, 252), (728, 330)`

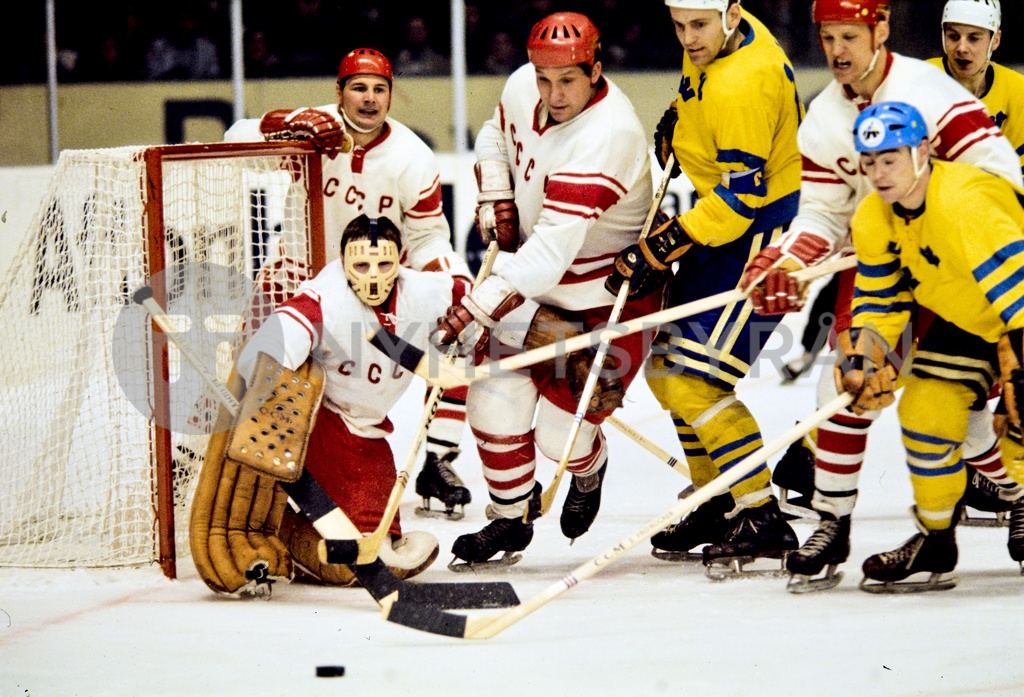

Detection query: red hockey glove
(259, 108), (352, 158)
(740, 231), (833, 314)
(474, 160), (519, 252)
(431, 276), (524, 356)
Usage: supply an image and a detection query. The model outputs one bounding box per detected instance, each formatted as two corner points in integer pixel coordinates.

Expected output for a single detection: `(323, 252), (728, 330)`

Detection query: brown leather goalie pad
(277, 507), (359, 586)
(226, 352), (326, 482)
(190, 360), (322, 595)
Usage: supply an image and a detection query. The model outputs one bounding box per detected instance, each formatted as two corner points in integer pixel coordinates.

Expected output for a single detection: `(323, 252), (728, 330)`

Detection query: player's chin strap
(341, 108), (379, 134)
(857, 47), (881, 83)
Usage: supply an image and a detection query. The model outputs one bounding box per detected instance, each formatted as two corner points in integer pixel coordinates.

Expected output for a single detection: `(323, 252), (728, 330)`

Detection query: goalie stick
(380, 393), (855, 639)
(133, 286), (519, 611)
(533, 154), (675, 519)
(324, 240), (500, 565)
(369, 254), (858, 389)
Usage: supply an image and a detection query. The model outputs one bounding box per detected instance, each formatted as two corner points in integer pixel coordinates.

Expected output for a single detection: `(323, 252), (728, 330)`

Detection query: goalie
(191, 214), (461, 595)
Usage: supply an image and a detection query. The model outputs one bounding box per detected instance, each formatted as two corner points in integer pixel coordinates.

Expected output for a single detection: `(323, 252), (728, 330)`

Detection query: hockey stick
(370, 254), (858, 389)
(381, 392), (854, 639)
(133, 286), (519, 610)
(532, 157), (676, 518)
(334, 240), (501, 565)
(604, 415), (690, 478)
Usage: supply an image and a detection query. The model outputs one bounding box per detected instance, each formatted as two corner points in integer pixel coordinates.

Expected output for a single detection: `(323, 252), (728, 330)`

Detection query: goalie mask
(341, 215), (402, 306)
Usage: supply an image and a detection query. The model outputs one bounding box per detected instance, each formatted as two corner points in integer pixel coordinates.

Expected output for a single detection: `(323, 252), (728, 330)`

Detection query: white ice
(3, 309), (1023, 697)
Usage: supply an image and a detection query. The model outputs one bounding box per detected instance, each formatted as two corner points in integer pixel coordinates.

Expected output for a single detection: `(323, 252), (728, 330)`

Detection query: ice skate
(771, 440), (818, 521)
(785, 514), (850, 593)
(860, 515), (959, 594)
(448, 517), (535, 572)
(958, 470), (1019, 527)
(560, 462), (607, 543)
(651, 493), (734, 562)
(780, 350), (819, 382)
(1008, 498), (1024, 573)
(702, 500), (798, 580)
(415, 450), (470, 521)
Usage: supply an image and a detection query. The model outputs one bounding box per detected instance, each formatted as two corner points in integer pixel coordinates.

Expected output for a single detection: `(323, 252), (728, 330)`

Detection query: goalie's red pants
(303, 407), (401, 536)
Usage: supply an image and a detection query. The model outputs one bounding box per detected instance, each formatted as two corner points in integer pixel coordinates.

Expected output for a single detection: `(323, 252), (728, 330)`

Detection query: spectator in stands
(145, 7), (221, 80)
(393, 15), (449, 76)
(482, 31), (523, 75)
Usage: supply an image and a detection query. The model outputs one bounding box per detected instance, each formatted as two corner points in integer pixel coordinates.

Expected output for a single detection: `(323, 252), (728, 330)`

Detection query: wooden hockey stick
(371, 254), (858, 389)
(336, 240), (501, 565)
(604, 415), (690, 478)
(532, 157), (677, 518)
(381, 392), (854, 639)
(133, 286), (520, 611)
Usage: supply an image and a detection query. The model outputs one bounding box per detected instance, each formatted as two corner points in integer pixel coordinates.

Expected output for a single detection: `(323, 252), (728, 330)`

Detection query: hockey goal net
(0, 142), (324, 578)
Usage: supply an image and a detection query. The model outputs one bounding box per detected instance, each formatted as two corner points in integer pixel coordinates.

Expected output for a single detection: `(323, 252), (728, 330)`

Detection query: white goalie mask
(342, 217), (401, 306)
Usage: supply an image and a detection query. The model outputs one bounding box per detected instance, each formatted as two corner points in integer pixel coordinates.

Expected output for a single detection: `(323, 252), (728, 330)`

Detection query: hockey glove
(259, 108), (352, 158)
(431, 275), (525, 356)
(740, 231), (833, 315)
(834, 327), (899, 415)
(523, 306), (624, 414)
(654, 103), (682, 179)
(998, 330), (1024, 429)
(605, 212), (691, 299)
(474, 160), (520, 252)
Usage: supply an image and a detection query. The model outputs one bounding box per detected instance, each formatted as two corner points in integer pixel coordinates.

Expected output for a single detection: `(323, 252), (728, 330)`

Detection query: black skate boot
(449, 517), (535, 571)
(771, 440), (817, 520)
(651, 493), (735, 562)
(702, 499), (798, 579)
(415, 451), (471, 520)
(860, 516), (959, 593)
(959, 470), (1014, 527)
(560, 462), (608, 542)
(785, 513), (851, 593)
(1008, 498), (1024, 572)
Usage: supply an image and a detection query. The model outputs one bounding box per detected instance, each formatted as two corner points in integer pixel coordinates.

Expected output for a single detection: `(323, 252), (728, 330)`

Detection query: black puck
(316, 665), (345, 678)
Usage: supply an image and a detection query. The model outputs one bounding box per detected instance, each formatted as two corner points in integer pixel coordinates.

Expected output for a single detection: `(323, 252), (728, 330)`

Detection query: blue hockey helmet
(853, 101), (928, 153)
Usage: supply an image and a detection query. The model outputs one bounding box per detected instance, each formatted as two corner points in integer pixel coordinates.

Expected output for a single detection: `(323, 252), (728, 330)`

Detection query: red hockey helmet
(812, 0), (890, 25)
(527, 12), (601, 69)
(337, 48), (393, 87)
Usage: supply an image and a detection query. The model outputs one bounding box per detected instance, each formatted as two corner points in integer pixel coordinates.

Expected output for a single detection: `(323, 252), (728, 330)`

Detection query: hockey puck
(315, 665), (345, 678)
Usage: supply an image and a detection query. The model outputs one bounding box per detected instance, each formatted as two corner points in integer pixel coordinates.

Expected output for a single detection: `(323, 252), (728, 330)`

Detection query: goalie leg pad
(278, 507), (359, 586)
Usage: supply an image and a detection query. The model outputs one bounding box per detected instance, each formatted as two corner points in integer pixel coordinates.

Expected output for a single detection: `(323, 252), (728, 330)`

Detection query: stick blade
(384, 601), (470, 638)
(398, 581), (520, 609)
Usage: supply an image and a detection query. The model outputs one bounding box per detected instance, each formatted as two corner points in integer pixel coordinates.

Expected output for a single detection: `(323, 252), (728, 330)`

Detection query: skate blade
(414, 505), (465, 521)
(447, 551), (523, 573)
(704, 554), (790, 581)
(651, 548), (704, 563)
(786, 567), (844, 594)
(958, 510), (1009, 528)
(858, 572), (958, 594)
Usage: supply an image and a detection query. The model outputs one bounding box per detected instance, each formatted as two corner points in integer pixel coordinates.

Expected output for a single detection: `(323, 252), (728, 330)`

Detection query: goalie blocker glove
(259, 107), (352, 157)
(605, 211), (690, 300)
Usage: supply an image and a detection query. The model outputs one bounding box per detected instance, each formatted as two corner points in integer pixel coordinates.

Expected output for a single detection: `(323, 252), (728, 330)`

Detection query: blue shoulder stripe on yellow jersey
(973, 240), (1024, 281)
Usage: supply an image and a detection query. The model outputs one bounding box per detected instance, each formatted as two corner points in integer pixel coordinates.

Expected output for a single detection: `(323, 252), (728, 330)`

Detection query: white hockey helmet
(664, 0), (741, 40)
(341, 215), (401, 307)
(942, 0), (1001, 33)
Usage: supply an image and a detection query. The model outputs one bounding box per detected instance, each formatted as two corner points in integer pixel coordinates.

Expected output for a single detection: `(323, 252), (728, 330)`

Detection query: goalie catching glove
(834, 327), (899, 416)
(524, 306), (624, 414)
(259, 107), (352, 158)
(605, 211), (690, 300)
(739, 231), (833, 315)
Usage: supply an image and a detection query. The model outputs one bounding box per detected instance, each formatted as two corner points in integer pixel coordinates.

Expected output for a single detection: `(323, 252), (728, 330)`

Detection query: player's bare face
(534, 65), (599, 124)
(669, 8), (726, 67)
(819, 23), (876, 85)
(943, 23), (998, 81)
(861, 148), (916, 205)
(339, 75), (391, 132)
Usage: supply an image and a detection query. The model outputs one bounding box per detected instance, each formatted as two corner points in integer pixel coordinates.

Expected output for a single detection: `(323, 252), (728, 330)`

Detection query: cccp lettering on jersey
(510, 123), (524, 167)
(836, 156), (867, 177)
(336, 359), (403, 382)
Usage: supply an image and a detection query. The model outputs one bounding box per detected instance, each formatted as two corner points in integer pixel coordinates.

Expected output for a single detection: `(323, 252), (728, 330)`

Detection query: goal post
(0, 141), (325, 578)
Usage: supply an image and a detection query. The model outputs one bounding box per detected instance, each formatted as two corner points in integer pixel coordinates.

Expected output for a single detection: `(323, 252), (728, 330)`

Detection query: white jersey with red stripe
(474, 63), (652, 311)
(789, 51), (1022, 253)
(236, 264), (453, 439)
(225, 107), (469, 278)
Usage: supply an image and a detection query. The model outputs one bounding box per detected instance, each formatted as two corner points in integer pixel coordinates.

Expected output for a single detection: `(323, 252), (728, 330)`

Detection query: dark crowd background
(1, 0), (1021, 85)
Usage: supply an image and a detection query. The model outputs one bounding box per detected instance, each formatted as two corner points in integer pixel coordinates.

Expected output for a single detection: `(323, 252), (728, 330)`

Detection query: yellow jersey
(671, 9), (803, 245)
(850, 160), (1024, 347)
(927, 57), (1024, 179)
